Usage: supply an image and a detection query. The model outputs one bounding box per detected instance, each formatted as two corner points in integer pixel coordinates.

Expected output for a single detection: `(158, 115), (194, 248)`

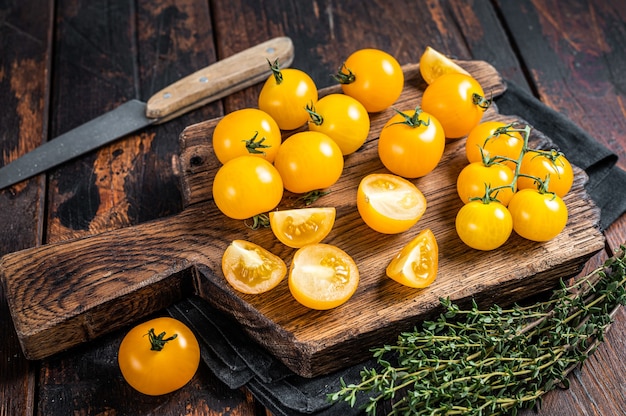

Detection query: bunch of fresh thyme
(329, 245), (626, 415)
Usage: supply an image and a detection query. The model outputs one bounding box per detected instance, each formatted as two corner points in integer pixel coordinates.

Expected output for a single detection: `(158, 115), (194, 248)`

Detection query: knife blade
(0, 37), (294, 190)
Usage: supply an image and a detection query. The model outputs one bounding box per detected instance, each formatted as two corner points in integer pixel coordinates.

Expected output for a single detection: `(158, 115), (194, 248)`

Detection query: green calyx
(268, 58), (284, 84)
(146, 328), (178, 352)
(305, 101), (324, 126)
(332, 63), (356, 85)
(244, 131), (270, 155)
(388, 107), (431, 128)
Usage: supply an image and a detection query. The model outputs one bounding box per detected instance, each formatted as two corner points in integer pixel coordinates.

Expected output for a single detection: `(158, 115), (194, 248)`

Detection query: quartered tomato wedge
(269, 207), (336, 248)
(288, 244), (359, 310)
(419, 46), (470, 85)
(386, 229), (439, 289)
(357, 173), (427, 234)
(221, 240), (287, 294)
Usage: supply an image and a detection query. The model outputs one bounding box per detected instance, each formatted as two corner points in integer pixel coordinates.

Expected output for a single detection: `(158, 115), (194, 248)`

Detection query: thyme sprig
(329, 246), (626, 415)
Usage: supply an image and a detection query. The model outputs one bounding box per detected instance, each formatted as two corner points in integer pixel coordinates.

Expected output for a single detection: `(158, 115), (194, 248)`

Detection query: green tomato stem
(146, 328), (178, 351)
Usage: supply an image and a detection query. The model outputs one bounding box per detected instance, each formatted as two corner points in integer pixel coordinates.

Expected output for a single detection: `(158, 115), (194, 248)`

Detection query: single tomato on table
(507, 188), (568, 242)
(334, 48), (404, 113)
(273, 131), (344, 194)
(357, 173), (427, 234)
(258, 59), (318, 130)
(269, 207), (336, 248)
(221, 240), (287, 294)
(386, 229), (439, 289)
(212, 155), (283, 220)
(377, 107), (445, 178)
(118, 317), (200, 396)
(212, 108), (282, 164)
(455, 199), (513, 251)
(306, 93), (370, 155)
(421, 72), (490, 139)
(288, 243), (360, 310)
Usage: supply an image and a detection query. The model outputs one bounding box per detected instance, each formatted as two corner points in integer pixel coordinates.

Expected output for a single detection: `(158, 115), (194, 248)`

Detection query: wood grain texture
(0, 60), (605, 379)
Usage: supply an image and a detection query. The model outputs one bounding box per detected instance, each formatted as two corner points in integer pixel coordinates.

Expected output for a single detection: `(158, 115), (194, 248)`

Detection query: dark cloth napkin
(167, 80), (626, 415)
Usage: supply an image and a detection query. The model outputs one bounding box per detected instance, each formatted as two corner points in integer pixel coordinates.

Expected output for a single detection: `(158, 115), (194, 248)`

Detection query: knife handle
(146, 37), (295, 122)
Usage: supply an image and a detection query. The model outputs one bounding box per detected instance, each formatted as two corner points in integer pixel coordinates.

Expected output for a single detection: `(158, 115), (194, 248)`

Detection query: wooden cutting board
(0, 60), (605, 378)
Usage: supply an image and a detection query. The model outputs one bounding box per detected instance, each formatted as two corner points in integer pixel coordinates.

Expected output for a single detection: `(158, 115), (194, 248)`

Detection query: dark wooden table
(1, 1), (625, 414)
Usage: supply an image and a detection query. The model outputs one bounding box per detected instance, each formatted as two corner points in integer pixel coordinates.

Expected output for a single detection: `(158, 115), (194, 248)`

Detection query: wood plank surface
(1, 0), (624, 415)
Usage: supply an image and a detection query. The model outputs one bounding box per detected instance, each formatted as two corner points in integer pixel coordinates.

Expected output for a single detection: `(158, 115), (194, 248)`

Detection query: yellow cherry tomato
(465, 121), (524, 171)
(258, 60), (318, 130)
(221, 240), (287, 294)
(378, 108), (445, 178)
(212, 108), (282, 164)
(118, 317), (200, 396)
(273, 131), (344, 194)
(288, 243), (360, 310)
(335, 48), (404, 113)
(508, 189), (568, 242)
(517, 150), (574, 197)
(419, 46), (471, 85)
(386, 229), (439, 288)
(212, 155), (283, 220)
(357, 173), (427, 234)
(455, 200), (513, 251)
(456, 162), (516, 206)
(307, 93), (370, 155)
(269, 207), (336, 248)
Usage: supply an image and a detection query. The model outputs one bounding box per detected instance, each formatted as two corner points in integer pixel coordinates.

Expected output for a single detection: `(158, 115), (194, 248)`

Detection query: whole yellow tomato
(118, 317), (200, 396)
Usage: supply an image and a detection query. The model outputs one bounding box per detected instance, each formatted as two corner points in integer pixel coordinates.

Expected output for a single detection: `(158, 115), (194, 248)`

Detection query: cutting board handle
(0, 205), (226, 360)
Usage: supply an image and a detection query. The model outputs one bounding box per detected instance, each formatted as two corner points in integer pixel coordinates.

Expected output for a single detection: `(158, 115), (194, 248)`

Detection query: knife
(0, 37), (294, 190)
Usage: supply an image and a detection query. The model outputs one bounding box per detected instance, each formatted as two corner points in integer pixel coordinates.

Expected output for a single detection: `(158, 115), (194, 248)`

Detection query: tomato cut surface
(221, 240), (287, 294)
(357, 173), (427, 234)
(419, 46), (470, 85)
(270, 207), (336, 248)
(288, 244), (359, 310)
(386, 229), (439, 289)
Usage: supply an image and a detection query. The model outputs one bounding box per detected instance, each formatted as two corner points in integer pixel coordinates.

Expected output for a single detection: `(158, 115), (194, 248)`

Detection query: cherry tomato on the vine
(507, 188), (568, 242)
(456, 161), (516, 206)
(258, 59), (318, 130)
(118, 317), (200, 396)
(421, 73), (489, 139)
(517, 150), (574, 197)
(378, 108), (445, 178)
(307, 93), (370, 155)
(455, 199), (513, 251)
(273, 131), (344, 194)
(334, 48), (404, 113)
(212, 108), (282, 164)
(212, 155), (283, 220)
(465, 121), (524, 170)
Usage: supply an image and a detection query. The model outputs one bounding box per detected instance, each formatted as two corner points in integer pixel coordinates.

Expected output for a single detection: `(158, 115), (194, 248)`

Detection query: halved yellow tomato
(221, 240), (287, 294)
(386, 229), (439, 289)
(419, 46), (471, 85)
(269, 207), (336, 248)
(288, 244), (359, 310)
(357, 173), (427, 234)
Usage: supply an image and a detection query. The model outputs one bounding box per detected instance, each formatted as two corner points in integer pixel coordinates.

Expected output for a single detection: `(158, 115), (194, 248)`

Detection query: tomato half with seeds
(386, 229), (439, 289)
(378, 108), (445, 178)
(118, 317), (200, 396)
(465, 121), (524, 170)
(258, 59), (318, 130)
(421, 73), (489, 139)
(517, 150), (574, 197)
(456, 161), (516, 206)
(307, 93), (370, 155)
(212, 108), (282, 164)
(212, 155), (283, 220)
(507, 189), (568, 242)
(357, 173), (427, 234)
(334, 48), (404, 113)
(221, 240), (287, 294)
(273, 131), (344, 194)
(289, 243), (360, 310)
(455, 200), (513, 251)
(269, 207), (336, 248)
